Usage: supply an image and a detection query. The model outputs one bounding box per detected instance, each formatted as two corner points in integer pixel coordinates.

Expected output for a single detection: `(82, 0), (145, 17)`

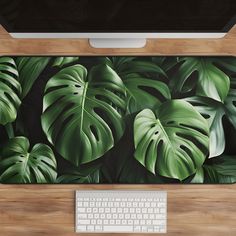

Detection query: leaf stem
(5, 123), (14, 139)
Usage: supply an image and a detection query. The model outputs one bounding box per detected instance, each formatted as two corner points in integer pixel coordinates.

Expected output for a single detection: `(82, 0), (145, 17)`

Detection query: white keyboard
(75, 190), (167, 233)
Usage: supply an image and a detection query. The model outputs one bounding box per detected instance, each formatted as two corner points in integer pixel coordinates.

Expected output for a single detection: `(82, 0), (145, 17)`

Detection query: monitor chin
(89, 38), (147, 48)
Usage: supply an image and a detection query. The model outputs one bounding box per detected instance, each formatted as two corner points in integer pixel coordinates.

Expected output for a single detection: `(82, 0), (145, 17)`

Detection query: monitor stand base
(89, 38), (146, 48)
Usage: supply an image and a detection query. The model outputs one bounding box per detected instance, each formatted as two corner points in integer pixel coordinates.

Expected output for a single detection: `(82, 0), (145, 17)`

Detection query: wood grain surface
(0, 25), (236, 236)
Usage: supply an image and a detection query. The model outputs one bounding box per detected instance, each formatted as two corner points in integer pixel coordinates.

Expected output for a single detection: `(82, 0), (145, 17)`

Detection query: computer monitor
(0, 0), (236, 47)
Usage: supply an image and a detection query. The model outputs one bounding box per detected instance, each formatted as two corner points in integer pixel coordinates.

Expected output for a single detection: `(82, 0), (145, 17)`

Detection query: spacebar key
(103, 225), (133, 232)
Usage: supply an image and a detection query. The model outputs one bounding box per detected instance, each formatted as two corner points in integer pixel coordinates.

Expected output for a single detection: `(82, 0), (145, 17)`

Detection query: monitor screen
(0, 56), (236, 184)
(0, 0), (236, 33)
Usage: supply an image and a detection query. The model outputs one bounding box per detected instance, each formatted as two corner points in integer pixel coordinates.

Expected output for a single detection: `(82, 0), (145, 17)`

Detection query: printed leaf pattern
(0, 56), (235, 183)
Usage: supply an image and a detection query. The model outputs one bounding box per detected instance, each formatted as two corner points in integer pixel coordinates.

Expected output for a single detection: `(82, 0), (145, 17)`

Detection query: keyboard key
(104, 219), (108, 224)
(116, 219), (121, 224)
(142, 208), (147, 213)
(78, 219), (90, 225)
(109, 220), (115, 225)
(87, 225), (94, 231)
(134, 226), (141, 232)
(95, 226), (102, 231)
(142, 226), (148, 232)
(77, 214), (87, 219)
(134, 219), (139, 225)
(99, 208), (104, 213)
(103, 226), (133, 232)
(91, 219), (96, 224)
(77, 208), (86, 213)
(147, 220), (152, 225)
(124, 208), (129, 213)
(158, 203), (166, 207)
(117, 208), (122, 213)
(122, 219), (127, 224)
(160, 208), (166, 213)
(130, 208), (135, 213)
(77, 225), (86, 232)
(147, 227), (154, 232)
(128, 220), (133, 225)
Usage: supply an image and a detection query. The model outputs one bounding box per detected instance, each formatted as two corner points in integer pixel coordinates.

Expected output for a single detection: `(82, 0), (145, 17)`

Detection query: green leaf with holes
(134, 100), (209, 180)
(41, 64), (126, 167)
(15, 57), (50, 98)
(0, 57), (21, 125)
(170, 57), (231, 102)
(184, 96), (225, 158)
(123, 73), (171, 113)
(0, 136), (57, 183)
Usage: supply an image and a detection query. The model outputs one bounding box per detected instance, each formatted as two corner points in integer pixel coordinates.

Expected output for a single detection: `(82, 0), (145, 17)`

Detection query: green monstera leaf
(123, 73), (171, 113)
(41, 64), (126, 167)
(52, 57), (79, 68)
(101, 57), (170, 113)
(225, 77), (236, 129)
(134, 100), (209, 180)
(191, 156), (236, 184)
(0, 137), (57, 183)
(15, 57), (50, 98)
(0, 57), (21, 125)
(184, 96), (225, 158)
(170, 57), (231, 102)
(105, 57), (166, 77)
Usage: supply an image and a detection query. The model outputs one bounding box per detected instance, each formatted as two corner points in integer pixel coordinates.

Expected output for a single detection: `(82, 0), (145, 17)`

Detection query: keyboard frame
(75, 190), (167, 234)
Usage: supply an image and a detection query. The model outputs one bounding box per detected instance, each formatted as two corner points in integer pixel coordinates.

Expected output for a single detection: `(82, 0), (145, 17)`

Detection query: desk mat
(0, 56), (236, 184)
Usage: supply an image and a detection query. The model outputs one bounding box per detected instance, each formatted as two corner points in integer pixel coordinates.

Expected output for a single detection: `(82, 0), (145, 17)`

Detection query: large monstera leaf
(0, 137), (57, 183)
(102, 57), (170, 113)
(15, 57), (50, 98)
(123, 73), (171, 113)
(0, 57), (21, 125)
(170, 57), (231, 102)
(41, 64), (126, 167)
(134, 100), (209, 180)
(184, 96), (225, 158)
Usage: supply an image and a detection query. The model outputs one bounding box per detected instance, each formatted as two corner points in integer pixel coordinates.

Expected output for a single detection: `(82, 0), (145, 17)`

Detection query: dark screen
(0, 0), (236, 33)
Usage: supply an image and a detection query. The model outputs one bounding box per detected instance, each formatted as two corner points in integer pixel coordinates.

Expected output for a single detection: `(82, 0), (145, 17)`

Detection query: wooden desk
(0, 25), (236, 236)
